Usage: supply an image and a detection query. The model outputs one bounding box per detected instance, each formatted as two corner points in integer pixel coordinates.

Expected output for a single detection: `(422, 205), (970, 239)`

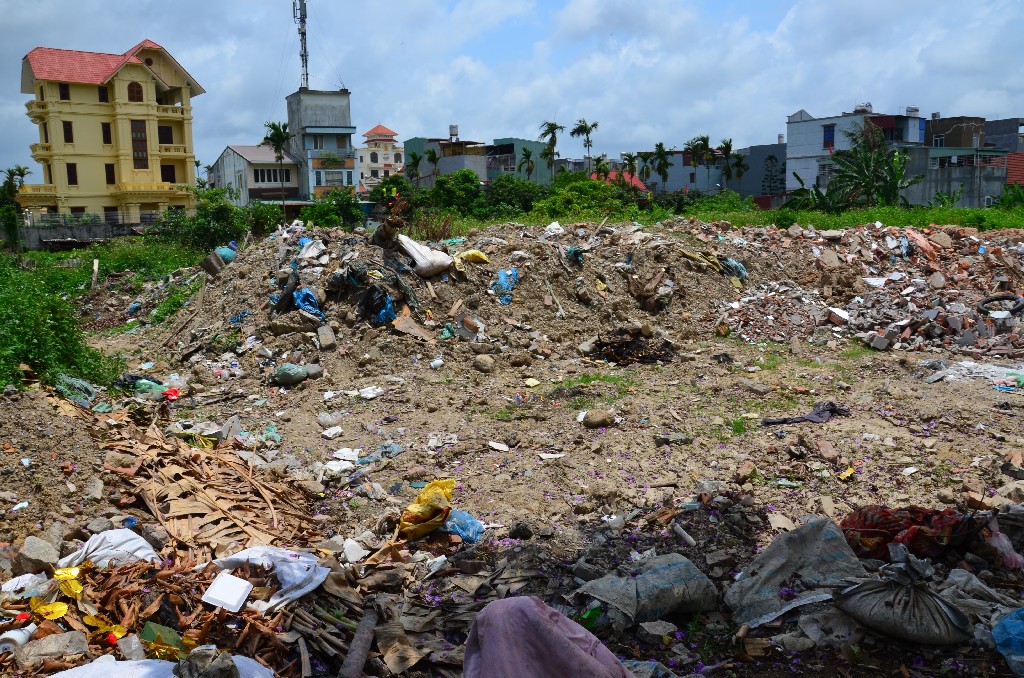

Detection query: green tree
(570, 118), (599, 172)
(485, 173), (547, 214)
(260, 121), (294, 223)
(717, 139), (734, 188)
(875, 150), (924, 207)
(684, 135), (713, 188)
(299, 188), (363, 229)
(156, 186), (247, 248)
(593, 156), (611, 181)
(539, 121), (565, 173)
(424, 148), (440, 181)
(638, 152), (653, 187)
(369, 175), (416, 206)
(652, 142), (673, 193)
(405, 151), (422, 183)
(731, 152), (749, 187)
(620, 152), (639, 199)
(430, 169), (481, 215)
(517, 147), (536, 181)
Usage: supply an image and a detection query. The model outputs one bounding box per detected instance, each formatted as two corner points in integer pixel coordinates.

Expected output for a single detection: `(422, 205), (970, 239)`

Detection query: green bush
(298, 189), (364, 229)
(155, 187), (248, 249)
(530, 176), (624, 220)
(242, 200), (281, 236)
(430, 170), (483, 216)
(0, 204), (17, 249)
(0, 255), (122, 388)
(482, 174), (547, 216)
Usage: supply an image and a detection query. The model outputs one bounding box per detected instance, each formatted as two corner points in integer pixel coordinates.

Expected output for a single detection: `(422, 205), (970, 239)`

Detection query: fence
(5, 212), (159, 250)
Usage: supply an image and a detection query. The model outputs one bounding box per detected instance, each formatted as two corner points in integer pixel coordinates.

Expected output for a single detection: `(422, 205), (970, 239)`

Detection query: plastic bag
(273, 363), (308, 386)
(397, 234), (453, 277)
(577, 553), (717, 629)
(211, 547), (329, 613)
(454, 249), (490, 264)
(292, 288), (325, 321)
(399, 479), (455, 540)
(987, 518), (1024, 569)
(440, 509), (484, 543)
(358, 285), (396, 325)
(491, 268), (519, 305)
(833, 543), (972, 645)
(58, 529), (160, 568)
(56, 374), (97, 408)
(994, 608), (1024, 676)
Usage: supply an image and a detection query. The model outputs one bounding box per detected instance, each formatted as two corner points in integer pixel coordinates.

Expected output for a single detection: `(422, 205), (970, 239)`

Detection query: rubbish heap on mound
(714, 220), (1024, 355)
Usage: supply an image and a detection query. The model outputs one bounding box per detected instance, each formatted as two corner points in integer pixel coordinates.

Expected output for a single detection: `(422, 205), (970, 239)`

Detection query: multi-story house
(208, 145), (301, 207)
(404, 129), (551, 187)
(18, 39), (203, 223)
(785, 103), (925, 191)
(285, 87), (358, 199)
(357, 124), (402, 194)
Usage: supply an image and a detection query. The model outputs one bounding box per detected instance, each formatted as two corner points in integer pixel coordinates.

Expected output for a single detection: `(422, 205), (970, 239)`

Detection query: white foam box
(201, 571), (253, 612)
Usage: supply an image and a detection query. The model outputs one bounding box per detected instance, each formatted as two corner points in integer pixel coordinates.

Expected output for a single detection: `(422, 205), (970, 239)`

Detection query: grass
(150, 278), (202, 325)
(685, 204), (1024, 231)
(840, 343), (876, 360)
(753, 351), (785, 370)
(730, 418), (749, 435)
(20, 236), (204, 297)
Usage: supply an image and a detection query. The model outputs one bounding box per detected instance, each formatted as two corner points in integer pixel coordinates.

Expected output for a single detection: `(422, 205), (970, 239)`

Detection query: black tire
(977, 294), (1024, 316)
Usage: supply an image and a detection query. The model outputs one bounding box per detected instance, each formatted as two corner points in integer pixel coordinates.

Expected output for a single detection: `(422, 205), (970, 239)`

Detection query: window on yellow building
(161, 165), (176, 183)
(42, 123), (48, 144)
(105, 164), (116, 185)
(98, 86), (109, 103)
(66, 163), (78, 185)
(158, 126), (173, 145)
(128, 82), (143, 102)
(131, 120), (148, 169)
(63, 121), (73, 144)
(101, 122), (112, 145)
(59, 83), (70, 100)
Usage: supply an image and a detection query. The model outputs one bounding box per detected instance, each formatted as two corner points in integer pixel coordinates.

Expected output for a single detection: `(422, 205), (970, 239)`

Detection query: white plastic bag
(212, 547), (329, 613)
(397, 234), (453, 277)
(58, 529), (160, 568)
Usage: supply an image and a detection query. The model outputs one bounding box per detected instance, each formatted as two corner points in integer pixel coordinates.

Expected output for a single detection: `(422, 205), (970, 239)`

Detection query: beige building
(17, 39), (204, 223)
(357, 124), (402, 194)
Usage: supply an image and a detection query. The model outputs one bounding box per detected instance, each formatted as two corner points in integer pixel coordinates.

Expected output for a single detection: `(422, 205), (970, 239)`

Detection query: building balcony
(158, 144), (188, 156)
(113, 182), (188, 195)
(25, 100), (48, 121)
(19, 183), (57, 196)
(156, 105), (188, 118)
(309, 149), (356, 160)
(30, 143), (52, 158)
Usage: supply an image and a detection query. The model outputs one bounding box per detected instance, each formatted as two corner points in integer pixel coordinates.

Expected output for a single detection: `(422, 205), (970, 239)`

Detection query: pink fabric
(463, 596), (636, 678)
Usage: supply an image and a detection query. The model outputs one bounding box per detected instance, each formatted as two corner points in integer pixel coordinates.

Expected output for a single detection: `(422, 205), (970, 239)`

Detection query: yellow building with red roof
(18, 40), (203, 223)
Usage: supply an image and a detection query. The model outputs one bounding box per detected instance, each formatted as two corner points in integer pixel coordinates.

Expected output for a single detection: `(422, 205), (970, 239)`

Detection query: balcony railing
(19, 184), (57, 195)
(30, 143), (52, 155)
(158, 144), (187, 155)
(114, 182), (186, 193)
(25, 101), (48, 117)
(156, 105), (186, 117)
(310, 149), (356, 159)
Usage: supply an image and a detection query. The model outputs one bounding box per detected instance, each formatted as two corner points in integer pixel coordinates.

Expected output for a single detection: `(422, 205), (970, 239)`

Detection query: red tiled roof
(591, 171), (647, 191)
(24, 46), (143, 85)
(363, 124), (397, 138)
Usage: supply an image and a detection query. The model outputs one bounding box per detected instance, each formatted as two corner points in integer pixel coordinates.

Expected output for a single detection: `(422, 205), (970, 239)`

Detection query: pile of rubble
(717, 221), (1024, 355)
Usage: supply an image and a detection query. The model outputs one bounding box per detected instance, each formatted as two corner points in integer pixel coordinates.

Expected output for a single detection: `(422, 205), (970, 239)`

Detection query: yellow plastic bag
(399, 479), (455, 540)
(455, 250), (490, 264)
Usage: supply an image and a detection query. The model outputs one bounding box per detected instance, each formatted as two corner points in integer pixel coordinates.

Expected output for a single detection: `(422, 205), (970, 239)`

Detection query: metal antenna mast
(293, 0), (309, 88)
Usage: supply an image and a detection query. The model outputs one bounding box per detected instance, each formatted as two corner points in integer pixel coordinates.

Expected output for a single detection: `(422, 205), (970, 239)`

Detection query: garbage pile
(715, 221), (1024, 356)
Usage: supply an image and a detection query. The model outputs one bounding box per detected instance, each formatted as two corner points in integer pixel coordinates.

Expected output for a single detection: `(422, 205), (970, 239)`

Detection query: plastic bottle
(0, 623), (37, 653)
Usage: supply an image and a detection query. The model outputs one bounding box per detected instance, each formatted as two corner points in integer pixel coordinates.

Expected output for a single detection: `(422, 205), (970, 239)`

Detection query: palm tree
(570, 118), (599, 172)
(684, 135), (714, 189)
(424, 148), (440, 181)
(517, 147), (536, 181)
(638, 152), (653, 188)
(717, 139), (733, 189)
(261, 121), (294, 223)
(540, 145), (559, 177)
(594, 156), (611, 182)
(731, 153), (749, 187)
(621, 153), (638, 181)
(406, 151), (423, 183)
(652, 142), (673, 193)
(12, 165), (31, 189)
(539, 121), (565, 173)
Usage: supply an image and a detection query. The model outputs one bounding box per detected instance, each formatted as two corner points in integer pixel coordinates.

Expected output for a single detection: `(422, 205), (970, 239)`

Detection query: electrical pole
(293, 0), (309, 89)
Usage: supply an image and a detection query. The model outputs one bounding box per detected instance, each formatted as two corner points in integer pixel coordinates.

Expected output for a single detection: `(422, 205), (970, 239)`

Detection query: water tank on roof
(778, 133), (785, 144)
(932, 112), (941, 120)
(854, 102), (873, 114)
(449, 124), (459, 141)
(906, 106), (919, 117)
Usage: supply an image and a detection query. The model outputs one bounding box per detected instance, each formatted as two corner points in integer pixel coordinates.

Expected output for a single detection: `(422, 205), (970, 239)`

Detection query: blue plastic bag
(720, 257), (748, 281)
(491, 268), (519, 305)
(439, 509), (485, 543)
(375, 294), (396, 325)
(215, 245), (237, 263)
(994, 607), (1024, 676)
(292, 288), (325, 321)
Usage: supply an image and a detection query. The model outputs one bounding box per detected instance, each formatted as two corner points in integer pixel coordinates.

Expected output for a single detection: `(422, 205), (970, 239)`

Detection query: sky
(3, 0), (1024, 174)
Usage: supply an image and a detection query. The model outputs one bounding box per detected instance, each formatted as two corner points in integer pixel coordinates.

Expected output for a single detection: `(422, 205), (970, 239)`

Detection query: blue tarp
(293, 288), (325, 321)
